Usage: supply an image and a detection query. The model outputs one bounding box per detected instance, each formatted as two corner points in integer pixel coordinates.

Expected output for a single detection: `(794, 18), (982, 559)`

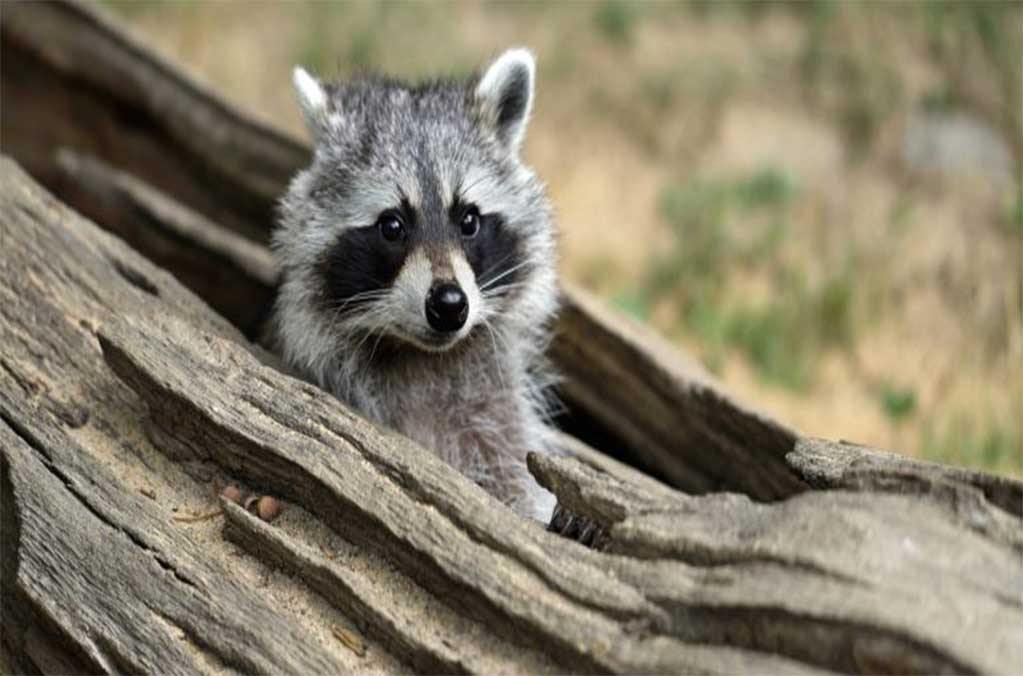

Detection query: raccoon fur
(271, 49), (559, 523)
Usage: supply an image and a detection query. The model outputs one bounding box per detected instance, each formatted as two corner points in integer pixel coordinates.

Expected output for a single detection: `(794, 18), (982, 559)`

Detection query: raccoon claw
(548, 502), (608, 550)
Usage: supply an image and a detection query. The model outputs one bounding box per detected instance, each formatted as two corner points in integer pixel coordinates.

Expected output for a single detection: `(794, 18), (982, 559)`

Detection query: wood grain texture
(0, 416), (343, 675)
(789, 437), (1023, 519)
(220, 499), (557, 675)
(552, 288), (804, 498)
(530, 453), (1022, 674)
(0, 158), (372, 674)
(0, 0), (307, 240)
(98, 296), (1021, 674)
(97, 313), (669, 674)
(53, 149), (277, 333)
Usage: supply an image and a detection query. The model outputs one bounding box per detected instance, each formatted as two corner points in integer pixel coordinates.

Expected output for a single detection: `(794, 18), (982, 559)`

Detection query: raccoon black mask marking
(272, 49), (559, 521)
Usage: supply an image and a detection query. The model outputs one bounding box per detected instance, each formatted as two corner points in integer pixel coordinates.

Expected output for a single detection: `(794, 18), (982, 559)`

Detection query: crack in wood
(0, 408), (202, 593)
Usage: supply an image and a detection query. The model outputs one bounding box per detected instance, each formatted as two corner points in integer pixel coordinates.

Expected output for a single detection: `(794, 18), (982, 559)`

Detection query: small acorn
(220, 484), (243, 505)
(256, 496), (282, 523)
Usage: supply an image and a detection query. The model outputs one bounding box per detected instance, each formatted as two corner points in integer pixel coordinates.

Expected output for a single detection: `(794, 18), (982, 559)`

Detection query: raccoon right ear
(475, 48), (535, 155)
(293, 66), (329, 140)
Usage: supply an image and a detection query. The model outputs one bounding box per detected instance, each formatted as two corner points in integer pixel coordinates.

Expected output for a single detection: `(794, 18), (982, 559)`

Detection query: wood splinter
(171, 508), (224, 523)
(331, 624), (367, 657)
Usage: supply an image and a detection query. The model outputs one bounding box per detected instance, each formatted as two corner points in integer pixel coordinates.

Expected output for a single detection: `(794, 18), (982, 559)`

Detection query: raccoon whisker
(327, 287), (390, 305)
(480, 317), (515, 366)
(326, 289), (390, 313)
(479, 319), (510, 391)
(330, 297), (389, 315)
(482, 281), (529, 298)
(541, 386), (569, 420)
(324, 289), (391, 328)
(479, 256), (525, 288)
(326, 288), (390, 308)
(342, 293), (393, 325)
(341, 302), (393, 354)
(361, 327), (388, 378)
(480, 259), (532, 292)
(327, 303), (376, 336)
(476, 252), (517, 285)
(481, 288), (528, 308)
(349, 324), (384, 362)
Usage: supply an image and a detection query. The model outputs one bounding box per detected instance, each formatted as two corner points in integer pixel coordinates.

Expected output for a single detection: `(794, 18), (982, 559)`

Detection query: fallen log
(3, 161), (1020, 673)
(2, 1), (1022, 673)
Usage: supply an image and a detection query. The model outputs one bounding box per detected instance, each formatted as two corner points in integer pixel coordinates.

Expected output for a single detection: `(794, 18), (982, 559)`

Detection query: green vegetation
(921, 413), (1021, 477)
(1004, 187), (1023, 237)
(888, 195), (915, 235)
(879, 383), (917, 423)
(296, 3), (378, 74)
(624, 167), (860, 391)
(100, 0), (171, 17)
(609, 289), (651, 324)
(793, 0), (1020, 160)
(594, 1), (638, 45)
(922, 0), (1022, 145)
(297, 3), (342, 74)
(798, 3), (903, 157)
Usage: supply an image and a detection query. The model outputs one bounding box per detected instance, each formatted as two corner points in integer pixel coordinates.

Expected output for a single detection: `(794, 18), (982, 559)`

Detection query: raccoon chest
(388, 393), (528, 465)
(337, 365), (553, 520)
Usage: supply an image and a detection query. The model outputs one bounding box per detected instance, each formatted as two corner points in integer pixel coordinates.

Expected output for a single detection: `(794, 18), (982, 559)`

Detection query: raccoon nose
(425, 282), (468, 333)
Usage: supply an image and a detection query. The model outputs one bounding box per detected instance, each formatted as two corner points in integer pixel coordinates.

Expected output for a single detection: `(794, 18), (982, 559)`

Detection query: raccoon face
(275, 49), (556, 360)
(315, 192), (516, 352)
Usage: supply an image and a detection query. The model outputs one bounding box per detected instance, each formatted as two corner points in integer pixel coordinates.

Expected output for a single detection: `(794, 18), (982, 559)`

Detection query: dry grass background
(107, 0), (1021, 476)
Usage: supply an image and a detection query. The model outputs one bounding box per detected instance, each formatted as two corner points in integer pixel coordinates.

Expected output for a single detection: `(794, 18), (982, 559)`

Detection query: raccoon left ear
(293, 66), (329, 140)
(475, 48), (535, 154)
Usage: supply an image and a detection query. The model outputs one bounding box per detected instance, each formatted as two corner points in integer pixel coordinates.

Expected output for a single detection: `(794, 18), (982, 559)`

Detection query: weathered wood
(530, 453), (1022, 674)
(95, 284), (1023, 675)
(0, 416), (344, 675)
(54, 148), (277, 333)
(97, 314), (835, 674)
(0, 0), (307, 241)
(789, 437), (1023, 519)
(0, 159), (383, 673)
(97, 313), (668, 674)
(552, 288), (803, 498)
(1, 157), (835, 674)
(220, 499), (535, 675)
(1, 0), (806, 500)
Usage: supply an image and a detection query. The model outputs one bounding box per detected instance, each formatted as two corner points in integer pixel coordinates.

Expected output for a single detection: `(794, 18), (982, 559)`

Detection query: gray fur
(272, 49), (559, 522)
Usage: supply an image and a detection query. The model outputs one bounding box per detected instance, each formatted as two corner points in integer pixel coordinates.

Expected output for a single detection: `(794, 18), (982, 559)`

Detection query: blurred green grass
(923, 413), (1020, 477)
(615, 166), (858, 392)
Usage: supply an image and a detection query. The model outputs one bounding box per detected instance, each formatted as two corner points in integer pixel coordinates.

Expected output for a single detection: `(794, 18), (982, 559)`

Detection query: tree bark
(1, 2), (1020, 674)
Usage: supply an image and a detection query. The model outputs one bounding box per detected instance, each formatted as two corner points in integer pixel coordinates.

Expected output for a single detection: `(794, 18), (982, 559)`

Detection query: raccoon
(271, 49), (559, 523)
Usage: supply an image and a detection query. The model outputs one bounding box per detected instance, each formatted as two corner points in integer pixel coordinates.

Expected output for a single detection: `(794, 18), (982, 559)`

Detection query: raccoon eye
(460, 206), (481, 238)
(377, 213), (405, 242)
